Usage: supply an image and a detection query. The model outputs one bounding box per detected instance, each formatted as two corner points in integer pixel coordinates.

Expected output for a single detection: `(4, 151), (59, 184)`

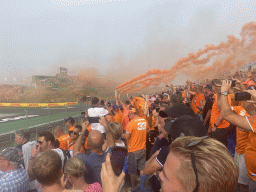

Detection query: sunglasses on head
(149, 136), (208, 192)
(185, 136), (208, 192)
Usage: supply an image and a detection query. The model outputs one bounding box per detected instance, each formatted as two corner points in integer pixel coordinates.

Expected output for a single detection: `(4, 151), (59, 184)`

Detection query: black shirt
(202, 93), (214, 123)
(155, 145), (170, 167)
(149, 136), (171, 158)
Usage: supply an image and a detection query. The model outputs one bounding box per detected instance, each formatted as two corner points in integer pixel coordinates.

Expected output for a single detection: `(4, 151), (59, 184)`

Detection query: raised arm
(115, 91), (119, 106)
(186, 80), (196, 95)
(220, 80), (252, 132)
(73, 121), (88, 157)
(99, 116), (115, 147)
(144, 95), (150, 116)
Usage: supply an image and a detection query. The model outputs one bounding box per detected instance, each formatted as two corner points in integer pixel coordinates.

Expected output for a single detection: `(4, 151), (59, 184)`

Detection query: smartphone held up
(235, 92), (251, 101)
(110, 146), (128, 176)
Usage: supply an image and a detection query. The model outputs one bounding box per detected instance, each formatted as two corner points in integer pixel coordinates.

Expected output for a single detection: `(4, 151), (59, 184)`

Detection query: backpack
(59, 148), (71, 169)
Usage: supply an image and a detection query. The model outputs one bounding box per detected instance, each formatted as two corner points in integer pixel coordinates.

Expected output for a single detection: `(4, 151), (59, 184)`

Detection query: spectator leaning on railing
(220, 79), (256, 192)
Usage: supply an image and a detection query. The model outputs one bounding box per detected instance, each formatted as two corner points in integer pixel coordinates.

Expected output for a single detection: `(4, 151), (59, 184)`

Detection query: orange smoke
(116, 22), (256, 93)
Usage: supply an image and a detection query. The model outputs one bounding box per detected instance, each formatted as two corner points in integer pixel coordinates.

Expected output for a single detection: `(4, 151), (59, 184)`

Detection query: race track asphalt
(0, 104), (88, 135)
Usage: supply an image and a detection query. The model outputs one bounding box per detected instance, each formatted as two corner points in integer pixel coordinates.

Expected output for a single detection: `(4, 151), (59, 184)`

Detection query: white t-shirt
(52, 148), (65, 167)
(88, 107), (109, 133)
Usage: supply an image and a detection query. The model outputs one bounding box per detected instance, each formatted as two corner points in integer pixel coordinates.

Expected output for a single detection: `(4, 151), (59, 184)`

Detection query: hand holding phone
(235, 92), (251, 101)
(101, 153), (126, 192)
(110, 146), (128, 176)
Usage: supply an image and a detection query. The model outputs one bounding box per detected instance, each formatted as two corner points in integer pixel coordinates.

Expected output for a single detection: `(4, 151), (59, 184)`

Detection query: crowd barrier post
(48, 107), (51, 127)
(36, 127), (38, 141)
(24, 109), (28, 129)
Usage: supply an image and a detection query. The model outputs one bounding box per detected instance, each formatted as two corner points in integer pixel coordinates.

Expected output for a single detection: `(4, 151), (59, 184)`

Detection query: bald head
(53, 126), (64, 138)
(87, 130), (104, 150)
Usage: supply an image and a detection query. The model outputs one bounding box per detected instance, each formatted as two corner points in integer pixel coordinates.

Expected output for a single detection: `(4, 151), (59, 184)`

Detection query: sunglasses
(68, 131), (79, 135)
(185, 136), (208, 192)
(38, 141), (43, 145)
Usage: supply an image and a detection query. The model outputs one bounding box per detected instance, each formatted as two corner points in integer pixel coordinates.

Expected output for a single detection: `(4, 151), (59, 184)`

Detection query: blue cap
(206, 84), (212, 90)
(112, 105), (119, 110)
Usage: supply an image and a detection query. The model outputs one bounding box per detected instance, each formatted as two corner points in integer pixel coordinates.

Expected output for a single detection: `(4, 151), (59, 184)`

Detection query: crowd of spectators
(1, 69), (256, 192)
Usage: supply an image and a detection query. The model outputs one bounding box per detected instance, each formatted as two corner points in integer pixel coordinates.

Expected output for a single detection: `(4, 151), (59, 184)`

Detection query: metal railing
(0, 103), (89, 150)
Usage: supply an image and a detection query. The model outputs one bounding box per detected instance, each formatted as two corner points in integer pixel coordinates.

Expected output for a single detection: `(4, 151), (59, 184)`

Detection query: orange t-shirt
(57, 134), (72, 151)
(112, 110), (123, 125)
(84, 125), (92, 149)
(210, 94), (231, 129)
(244, 115), (256, 181)
(126, 117), (147, 153)
(182, 91), (186, 99)
(231, 106), (249, 154)
(122, 107), (129, 131)
(229, 94), (240, 106)
(67, 143), (85, 157)
(191, 93), (205, 114)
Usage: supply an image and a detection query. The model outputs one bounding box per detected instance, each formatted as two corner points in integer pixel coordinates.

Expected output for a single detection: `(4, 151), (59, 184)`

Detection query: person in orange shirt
(121, 108), (147, 189)
(221, 80), (256, 192)
(187, 81), (205, 121)
(112, 105), (123, 125)
(231, 106), (250, 192)
(65, 117), (75, 131)
(116, 94), (130, 132)
(84, 125), (92, 149)
(210, 79), (232, 147)
(67, 125), (86, 157)
(53, 126), (71, 150)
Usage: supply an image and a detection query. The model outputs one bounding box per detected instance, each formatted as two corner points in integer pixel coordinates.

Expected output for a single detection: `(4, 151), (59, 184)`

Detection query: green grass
(0, 111), (81, 134)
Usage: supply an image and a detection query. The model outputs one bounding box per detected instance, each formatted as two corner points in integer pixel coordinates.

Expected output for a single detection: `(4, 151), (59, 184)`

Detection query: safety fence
(0, 103), (89, 150)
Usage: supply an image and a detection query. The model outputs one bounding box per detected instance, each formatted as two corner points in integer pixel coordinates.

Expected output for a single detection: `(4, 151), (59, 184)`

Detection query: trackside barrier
(0, 102), (78, 108)
(0, 115), (82, 151)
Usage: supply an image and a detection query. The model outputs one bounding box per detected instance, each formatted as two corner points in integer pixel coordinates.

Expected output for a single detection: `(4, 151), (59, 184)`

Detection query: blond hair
(32, 150), (62, 186)
(64, 157), (86, 178)
(108, 122), (123, 140)
(169, 136), (238, 192)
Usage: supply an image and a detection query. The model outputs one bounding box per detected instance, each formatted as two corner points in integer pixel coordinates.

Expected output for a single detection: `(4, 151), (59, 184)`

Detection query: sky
(1, 0), (256, 85)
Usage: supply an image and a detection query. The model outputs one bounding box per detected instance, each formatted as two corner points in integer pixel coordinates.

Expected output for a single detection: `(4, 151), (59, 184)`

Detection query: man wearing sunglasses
(28, 131), (66, 191)
(67, 125), (86, 157)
